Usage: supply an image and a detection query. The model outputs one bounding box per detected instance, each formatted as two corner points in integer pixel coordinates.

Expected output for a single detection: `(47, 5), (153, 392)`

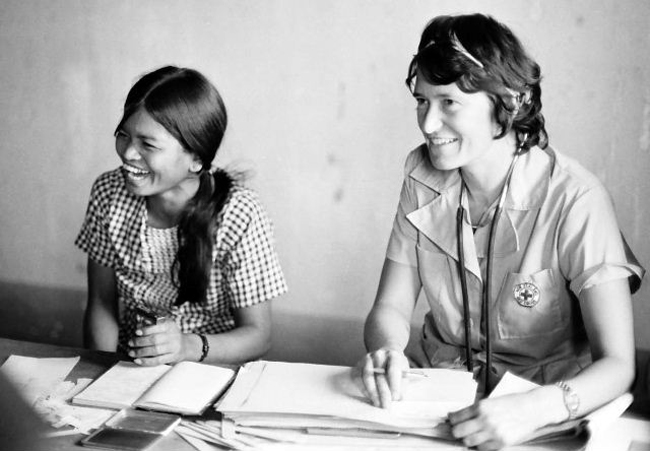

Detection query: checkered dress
(75, 169), (287, 351)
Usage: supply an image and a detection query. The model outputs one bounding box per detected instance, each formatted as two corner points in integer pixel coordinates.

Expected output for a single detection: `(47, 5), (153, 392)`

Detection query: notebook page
(72, 362), (171, 410)
(135, 361), (235, 415)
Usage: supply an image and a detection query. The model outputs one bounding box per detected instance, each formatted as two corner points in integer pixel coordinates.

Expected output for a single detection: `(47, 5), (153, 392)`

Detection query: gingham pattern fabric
(75, 168), (287, 351)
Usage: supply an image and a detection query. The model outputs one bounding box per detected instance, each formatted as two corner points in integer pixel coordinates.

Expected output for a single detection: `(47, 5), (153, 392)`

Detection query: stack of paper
(213, 360), (477, 447)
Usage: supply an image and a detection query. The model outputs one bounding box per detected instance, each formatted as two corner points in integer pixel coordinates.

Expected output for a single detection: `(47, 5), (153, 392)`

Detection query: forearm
(182, 324), (271, 365)
(364, 305), (411, 353)
(549, 355), (634, 421)
(500, 355), (635, 435)
(83, 302), (119, 351)
(85, 259), (119, 352)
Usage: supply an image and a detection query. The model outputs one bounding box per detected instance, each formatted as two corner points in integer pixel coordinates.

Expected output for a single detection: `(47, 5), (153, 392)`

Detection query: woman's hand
(352, 348), (410, 408)
(127, 318), (195, 366)
(448, 390), (552, 450)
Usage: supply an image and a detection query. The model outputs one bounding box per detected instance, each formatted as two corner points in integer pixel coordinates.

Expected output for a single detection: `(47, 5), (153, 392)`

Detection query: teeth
(429, 137), (456, 145)
(123, 164), (149, 175)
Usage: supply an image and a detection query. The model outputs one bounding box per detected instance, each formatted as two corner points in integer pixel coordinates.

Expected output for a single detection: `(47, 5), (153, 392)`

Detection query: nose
(118, 141), (140, 161)
(419, 105), (443, 135)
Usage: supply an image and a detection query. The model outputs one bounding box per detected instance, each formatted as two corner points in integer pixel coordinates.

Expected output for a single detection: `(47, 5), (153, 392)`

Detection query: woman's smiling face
(115, 107), (200, 200)
(412, 74), (499, 172)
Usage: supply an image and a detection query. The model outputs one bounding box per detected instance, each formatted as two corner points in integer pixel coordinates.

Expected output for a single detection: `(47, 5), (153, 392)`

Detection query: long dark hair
(406, 14), (547, 151)
(117, 66), (232, 305)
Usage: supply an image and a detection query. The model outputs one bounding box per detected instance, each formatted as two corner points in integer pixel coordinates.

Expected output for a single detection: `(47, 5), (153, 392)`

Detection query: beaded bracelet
(197, 333), (209, 362)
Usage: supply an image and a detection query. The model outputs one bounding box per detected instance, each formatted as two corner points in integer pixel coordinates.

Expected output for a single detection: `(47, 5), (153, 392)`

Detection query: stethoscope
(455, 134), (527, 395)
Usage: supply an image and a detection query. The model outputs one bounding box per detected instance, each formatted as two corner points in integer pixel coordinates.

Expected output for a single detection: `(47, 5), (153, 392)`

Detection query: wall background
(0, 0), (649, 365)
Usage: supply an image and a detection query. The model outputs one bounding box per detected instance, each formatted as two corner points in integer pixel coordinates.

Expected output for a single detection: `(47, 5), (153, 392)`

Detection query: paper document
(217, 360), (477, 432)
(0, 354), (79, 405)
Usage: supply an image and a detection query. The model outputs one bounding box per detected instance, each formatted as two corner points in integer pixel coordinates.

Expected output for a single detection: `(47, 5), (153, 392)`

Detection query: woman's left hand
(127, 318), (192, 365)
(448, 392), (547, 450)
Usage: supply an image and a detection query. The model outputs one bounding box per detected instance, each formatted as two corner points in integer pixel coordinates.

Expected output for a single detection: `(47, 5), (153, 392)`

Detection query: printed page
(135, 361), (235, 415)
(72, 361), (171, 410)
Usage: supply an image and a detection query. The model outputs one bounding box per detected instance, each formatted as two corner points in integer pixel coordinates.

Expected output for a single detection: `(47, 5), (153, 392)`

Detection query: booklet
(72, 361), (235, 416)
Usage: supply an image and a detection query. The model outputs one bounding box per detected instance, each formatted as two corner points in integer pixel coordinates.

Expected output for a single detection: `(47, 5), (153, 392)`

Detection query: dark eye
(415, 97), (428, 107)
(142, 141), (159, 151)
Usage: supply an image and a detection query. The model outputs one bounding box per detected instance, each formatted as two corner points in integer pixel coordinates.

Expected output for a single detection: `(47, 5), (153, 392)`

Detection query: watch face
(567, 392), (580, 411)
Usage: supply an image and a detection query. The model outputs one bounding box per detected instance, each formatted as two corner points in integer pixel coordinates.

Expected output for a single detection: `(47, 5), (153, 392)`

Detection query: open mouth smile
(122, 163), (150, 181)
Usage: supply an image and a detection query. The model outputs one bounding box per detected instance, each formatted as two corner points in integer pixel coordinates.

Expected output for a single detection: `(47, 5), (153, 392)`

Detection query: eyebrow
(116, 127), (160, 142)
(412, 88), (458, 99)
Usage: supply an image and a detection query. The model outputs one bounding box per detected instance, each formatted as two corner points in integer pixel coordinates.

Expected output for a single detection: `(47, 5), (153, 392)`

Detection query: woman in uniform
(356, 13), (643, 450)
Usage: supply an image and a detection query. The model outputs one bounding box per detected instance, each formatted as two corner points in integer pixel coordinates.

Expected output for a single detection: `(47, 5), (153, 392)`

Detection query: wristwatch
(556, 381), (580, 420)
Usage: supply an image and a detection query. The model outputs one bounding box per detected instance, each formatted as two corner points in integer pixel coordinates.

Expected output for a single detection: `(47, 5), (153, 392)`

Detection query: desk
(3, 338), (650, 451)
(0, 337), (199, 451)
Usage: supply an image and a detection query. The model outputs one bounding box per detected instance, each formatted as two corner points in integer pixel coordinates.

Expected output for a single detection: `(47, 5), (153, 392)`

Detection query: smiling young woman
(355, 13), (644, 450)
(75, 66), (287, 367)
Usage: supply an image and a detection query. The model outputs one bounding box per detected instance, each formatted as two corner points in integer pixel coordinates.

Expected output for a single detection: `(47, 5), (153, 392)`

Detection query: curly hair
(406, 14), (547, 151)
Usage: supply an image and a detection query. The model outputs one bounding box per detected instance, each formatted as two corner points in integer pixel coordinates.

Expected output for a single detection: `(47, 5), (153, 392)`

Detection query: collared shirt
(387, 144), (644, 385)
(75, 168), (287, 351)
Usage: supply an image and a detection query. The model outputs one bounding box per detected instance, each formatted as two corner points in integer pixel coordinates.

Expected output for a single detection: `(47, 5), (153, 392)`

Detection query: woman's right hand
(352, 348), (410, 408)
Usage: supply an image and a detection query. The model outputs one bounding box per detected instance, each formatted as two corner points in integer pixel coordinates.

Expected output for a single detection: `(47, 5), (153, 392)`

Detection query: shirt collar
(405, 145), (551, 279)
(408, 144), (550, 210)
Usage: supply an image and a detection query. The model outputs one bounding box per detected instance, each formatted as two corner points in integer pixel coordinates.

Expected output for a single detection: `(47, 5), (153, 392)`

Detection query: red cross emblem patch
(513, 282), (540, 307)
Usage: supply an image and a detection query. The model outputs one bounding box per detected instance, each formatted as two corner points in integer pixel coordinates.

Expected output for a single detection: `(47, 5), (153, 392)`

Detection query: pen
(371, 368), (429, 378)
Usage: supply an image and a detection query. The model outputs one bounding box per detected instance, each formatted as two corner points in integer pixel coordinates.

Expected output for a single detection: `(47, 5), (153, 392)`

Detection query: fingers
(448, 402), (506, 451)
(357, 355), (380, 407)
(384, 351), (406, 401)
(133, 353), (174, 366)
(355, 348), (409, 409)
(128, 320), (182, 364)
(448, 403), (479, 425)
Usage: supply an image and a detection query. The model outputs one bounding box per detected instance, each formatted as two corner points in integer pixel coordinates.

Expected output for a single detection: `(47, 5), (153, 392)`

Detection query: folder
(216, 360), (477, 437)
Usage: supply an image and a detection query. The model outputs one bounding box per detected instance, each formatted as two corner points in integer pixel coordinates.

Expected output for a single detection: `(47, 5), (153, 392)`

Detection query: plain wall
(0, 0), (649, 365)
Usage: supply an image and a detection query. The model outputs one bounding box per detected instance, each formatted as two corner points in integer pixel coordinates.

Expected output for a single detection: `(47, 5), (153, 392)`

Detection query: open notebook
(72, 361), (235, 416)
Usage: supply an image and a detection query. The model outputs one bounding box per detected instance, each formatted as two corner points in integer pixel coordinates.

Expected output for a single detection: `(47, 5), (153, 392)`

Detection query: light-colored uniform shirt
(75, 168), (287, 351)
(387, 144), (644, 386)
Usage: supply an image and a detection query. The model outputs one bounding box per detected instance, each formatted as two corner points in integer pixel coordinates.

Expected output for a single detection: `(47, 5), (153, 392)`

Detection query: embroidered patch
(513, 282), (540, 307)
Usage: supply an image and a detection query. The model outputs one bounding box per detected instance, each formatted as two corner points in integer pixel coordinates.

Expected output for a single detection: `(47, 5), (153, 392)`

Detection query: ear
(190, 158), (203, 174)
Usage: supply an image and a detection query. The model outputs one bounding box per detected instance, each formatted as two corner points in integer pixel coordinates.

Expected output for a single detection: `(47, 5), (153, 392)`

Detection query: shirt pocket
(496, 268), (564, 339)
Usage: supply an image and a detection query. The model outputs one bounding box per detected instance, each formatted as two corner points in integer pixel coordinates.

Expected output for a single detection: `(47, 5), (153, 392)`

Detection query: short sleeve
(559, 183), (644, 295)
(220, 190), (287, 309)
(386, 154), (420, 266)
(74, 174), (118, 268)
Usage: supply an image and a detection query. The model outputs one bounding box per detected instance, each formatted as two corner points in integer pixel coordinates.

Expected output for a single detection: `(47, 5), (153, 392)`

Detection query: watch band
(556, 380), (580, 420)
(197, 333), (209, 362)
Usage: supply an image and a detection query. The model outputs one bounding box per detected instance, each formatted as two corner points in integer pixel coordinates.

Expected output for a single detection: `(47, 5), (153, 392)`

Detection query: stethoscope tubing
(456, 139), (525, 395)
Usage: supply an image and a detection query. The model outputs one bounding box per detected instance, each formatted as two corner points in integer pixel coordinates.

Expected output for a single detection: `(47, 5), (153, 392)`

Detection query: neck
(461, 134), (518, 220)
(146, 179), (200, 228)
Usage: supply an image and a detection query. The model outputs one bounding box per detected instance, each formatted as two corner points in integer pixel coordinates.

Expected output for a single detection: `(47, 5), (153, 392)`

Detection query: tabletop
(0, 337), (201, 451)
(2, 337), (650, 451)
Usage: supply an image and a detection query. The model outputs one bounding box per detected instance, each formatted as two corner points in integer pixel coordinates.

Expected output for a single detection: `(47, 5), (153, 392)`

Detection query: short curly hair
(406, 14), (547, 151)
